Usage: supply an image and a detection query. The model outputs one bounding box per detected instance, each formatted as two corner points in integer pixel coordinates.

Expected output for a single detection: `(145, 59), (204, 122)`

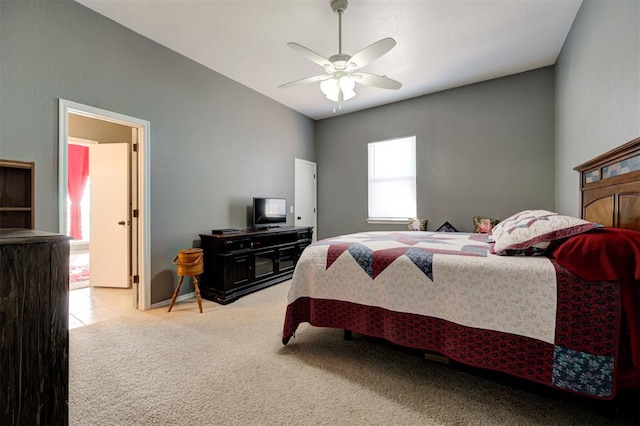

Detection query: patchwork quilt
(282, 231), (623, 399)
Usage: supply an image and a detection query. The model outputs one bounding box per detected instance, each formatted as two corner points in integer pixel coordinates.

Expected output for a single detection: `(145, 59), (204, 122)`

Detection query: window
(66, 177), (91, 242)
(367, 136), (416, 222)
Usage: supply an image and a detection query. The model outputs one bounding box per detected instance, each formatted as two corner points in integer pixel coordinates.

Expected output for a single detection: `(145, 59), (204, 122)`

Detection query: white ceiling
(75, 0), (583, 120)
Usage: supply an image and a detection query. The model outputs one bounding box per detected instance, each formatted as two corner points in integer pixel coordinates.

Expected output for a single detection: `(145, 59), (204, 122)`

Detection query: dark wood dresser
(199, 226), (313, 304)
(0, 229), (70, 425)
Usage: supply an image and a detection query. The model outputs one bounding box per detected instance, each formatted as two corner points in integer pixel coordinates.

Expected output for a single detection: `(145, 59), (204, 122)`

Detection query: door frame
(58, 98), (152, 310)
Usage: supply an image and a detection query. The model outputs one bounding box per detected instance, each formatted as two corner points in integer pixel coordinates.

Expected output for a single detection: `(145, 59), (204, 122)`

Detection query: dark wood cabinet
(199, 227), (313, 304)
(0, 229), (70, 425)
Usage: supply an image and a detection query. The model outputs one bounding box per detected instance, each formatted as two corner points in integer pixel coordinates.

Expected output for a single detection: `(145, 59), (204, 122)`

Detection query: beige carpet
(70, 281), (636, 425)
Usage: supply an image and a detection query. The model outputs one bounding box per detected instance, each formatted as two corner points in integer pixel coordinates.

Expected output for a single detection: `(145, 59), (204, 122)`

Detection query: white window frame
(367, 136), (417, 224)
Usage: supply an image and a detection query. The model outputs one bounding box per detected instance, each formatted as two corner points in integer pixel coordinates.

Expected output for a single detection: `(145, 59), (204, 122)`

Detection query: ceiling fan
(279, 0), (402, 111)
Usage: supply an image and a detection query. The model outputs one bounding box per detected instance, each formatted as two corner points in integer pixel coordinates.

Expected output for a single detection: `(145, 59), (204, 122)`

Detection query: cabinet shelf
(0, 159), (34, 229)
(199, 226), (313, 304)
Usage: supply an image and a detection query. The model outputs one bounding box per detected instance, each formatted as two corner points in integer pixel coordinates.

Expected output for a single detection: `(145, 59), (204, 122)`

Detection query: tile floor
(68, 251), (135, 329)
(68, 286), (135, 329)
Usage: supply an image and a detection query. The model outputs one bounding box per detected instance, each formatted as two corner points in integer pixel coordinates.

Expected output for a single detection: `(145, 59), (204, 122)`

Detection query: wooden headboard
(574, 136), (640, 231)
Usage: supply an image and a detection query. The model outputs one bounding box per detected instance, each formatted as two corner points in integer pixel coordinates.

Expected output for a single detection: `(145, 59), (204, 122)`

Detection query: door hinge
(133, 143), (138, 152)
(133, 209), (139, 218)
(133, 275), (140, 284)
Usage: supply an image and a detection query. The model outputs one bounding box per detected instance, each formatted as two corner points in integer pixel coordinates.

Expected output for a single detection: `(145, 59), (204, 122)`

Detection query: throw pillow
(408, 218), (428, 231)
(473, 216), (500, 234)
(436, 221), (458, 232)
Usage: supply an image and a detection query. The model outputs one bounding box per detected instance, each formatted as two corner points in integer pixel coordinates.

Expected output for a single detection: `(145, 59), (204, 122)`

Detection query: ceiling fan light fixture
(279, 0), (401, 112)
(320, 76), (355, 102)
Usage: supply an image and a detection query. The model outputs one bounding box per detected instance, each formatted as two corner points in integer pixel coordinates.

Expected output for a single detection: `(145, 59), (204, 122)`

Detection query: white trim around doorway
(58, 98), (152, 310)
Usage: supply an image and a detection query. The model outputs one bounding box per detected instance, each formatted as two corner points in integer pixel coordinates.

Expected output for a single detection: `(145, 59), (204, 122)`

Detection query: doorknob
(297, 216), (302, 220)
(118, 221), (126, 226)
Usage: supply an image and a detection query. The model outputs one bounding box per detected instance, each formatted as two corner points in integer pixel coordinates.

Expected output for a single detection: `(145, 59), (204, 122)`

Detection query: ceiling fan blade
(353, 72), (402, 90)
(348, 37), (396, 70)
(278, 74), (330, 89)
(287, 42), (332, 68)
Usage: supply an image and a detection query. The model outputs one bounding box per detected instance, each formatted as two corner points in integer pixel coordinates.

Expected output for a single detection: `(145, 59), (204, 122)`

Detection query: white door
(89, 143), (130, 288)
(294, 158), (317, 241)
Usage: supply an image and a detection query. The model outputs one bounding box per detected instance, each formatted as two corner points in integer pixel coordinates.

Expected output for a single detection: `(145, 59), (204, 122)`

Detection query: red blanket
(551, 227), (640, 282)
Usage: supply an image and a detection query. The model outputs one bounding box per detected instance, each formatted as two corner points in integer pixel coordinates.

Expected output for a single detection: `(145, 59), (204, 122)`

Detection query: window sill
(366, 218), (410, 225)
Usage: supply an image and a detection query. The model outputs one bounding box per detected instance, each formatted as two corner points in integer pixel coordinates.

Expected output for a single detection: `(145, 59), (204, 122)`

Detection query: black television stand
(199, 226), (313, 304)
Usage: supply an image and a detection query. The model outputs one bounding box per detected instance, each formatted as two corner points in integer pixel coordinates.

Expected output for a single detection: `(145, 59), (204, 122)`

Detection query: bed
(282, 137), (640, 400)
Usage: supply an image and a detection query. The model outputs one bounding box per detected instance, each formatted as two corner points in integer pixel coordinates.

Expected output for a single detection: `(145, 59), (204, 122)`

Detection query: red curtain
(68, 144), (89, 240)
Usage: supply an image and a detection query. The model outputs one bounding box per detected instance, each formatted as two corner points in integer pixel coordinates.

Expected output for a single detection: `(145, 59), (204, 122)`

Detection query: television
(252, 197), (287, 228)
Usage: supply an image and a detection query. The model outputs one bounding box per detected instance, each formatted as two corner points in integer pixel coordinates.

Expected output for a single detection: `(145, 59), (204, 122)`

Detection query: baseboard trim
(70, 241), (89, 252)
(150, 292), (195, 310)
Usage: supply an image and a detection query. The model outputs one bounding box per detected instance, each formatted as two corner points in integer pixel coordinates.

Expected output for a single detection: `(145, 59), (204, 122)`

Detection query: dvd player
(211, 228), (240, 235)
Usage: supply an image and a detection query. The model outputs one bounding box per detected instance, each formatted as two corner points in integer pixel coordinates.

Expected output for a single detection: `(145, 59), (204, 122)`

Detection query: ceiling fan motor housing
(328, 54), (352, 71)
(330, 0), (349, 14)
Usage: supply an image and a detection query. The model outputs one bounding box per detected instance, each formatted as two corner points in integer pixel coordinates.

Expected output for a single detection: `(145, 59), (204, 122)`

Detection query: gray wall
(315, 68), (555, 238)
(3, 0), (636, 304)
(555, 0), (640, 217)
(0, 1), (315, 304)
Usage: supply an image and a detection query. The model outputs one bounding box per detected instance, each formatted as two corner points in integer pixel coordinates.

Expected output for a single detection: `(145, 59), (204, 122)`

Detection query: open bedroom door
(89, 142), (130, 288)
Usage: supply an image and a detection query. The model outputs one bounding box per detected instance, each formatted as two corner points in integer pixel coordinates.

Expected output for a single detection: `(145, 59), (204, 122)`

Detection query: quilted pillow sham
(492, 209), (602, 256)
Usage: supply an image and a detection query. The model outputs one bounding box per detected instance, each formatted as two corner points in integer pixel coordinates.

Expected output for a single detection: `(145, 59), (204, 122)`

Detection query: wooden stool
(168, 248), (204, 313)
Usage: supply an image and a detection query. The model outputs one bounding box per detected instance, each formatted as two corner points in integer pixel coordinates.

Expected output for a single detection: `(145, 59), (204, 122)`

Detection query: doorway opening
(59, 99), (151, 316)
(67, 136), (95, 291)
